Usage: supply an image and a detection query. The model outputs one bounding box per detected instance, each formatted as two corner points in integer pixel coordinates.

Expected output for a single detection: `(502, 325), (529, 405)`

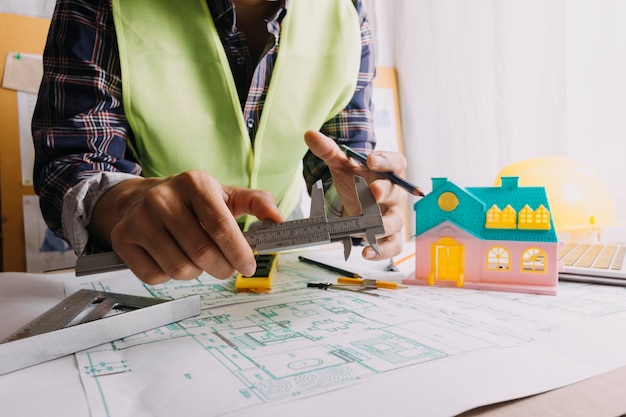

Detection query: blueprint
(69, 250), (626, 417)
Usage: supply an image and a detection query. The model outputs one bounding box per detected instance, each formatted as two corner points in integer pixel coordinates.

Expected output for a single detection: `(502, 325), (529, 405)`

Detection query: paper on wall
(2, 52), (42, 94)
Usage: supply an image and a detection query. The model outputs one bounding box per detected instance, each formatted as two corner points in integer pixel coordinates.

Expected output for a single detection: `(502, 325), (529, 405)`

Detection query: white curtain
(367, 0), (566, 186)
(567, 0), (626, 235)
(366, 0), (626, 236)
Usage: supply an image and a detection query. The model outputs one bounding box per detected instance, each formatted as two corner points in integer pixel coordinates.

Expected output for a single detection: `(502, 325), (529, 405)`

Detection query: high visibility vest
(112, 0), (361, 218)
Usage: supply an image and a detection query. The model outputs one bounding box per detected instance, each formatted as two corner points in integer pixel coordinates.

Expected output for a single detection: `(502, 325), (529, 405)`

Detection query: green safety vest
(111, 0), (361, 219)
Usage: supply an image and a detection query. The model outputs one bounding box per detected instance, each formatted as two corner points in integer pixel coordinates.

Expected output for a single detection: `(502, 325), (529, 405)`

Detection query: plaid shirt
(32, 0), (376, 252)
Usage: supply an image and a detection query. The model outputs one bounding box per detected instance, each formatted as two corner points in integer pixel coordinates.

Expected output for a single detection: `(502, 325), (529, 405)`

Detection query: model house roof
(414, 177), (558, 243)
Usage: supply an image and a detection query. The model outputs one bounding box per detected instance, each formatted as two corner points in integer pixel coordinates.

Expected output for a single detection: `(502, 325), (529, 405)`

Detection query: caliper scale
(245, 176), (385, 260)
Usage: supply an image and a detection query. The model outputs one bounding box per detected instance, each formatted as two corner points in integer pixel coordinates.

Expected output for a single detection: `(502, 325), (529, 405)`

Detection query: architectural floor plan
(69, 251), (626, 417)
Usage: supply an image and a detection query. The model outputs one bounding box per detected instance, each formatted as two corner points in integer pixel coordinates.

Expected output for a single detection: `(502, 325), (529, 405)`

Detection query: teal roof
(414, 177), (558, 243)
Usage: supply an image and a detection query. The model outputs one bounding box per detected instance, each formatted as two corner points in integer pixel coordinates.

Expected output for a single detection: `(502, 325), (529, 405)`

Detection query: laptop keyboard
(559, 242), (626, 271)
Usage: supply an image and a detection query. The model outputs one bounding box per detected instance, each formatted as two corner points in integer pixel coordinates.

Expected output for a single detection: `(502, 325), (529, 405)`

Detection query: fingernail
(364, 249), (376, 259)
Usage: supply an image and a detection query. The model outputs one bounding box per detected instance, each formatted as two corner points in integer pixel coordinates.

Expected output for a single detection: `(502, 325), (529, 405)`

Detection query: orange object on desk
(337, 277), (407, 290)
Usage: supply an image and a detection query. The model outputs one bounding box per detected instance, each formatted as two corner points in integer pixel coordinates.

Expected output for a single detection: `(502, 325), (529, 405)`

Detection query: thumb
(304, 130), (345, 168)
(224, 186), (284, 223)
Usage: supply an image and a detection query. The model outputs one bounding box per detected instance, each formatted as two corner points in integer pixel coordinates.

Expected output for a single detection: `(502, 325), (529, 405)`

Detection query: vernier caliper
(75, 176), (384, 276)
(245, 175), (384, 260)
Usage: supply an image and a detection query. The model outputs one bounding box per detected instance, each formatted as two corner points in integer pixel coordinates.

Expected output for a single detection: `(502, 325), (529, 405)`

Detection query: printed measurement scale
(0, 289), (200, 375)
(245, 176), (384, 259)
(76, 176), (384, 276)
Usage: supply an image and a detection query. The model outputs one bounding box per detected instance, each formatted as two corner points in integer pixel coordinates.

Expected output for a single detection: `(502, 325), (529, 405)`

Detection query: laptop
(558, 241), (626, 286)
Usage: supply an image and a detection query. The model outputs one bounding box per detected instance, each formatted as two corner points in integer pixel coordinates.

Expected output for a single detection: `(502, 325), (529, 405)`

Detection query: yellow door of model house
(429, 237), (465, 287)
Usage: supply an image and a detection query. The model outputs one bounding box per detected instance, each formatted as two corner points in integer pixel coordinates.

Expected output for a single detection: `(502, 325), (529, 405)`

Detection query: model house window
(519, 205), (552, 230)
(487, 246), (510, 271)
(522, 248), (546, 272)
(486, 205), (516, 229)
(518, 205), (533, 228)
(533, 205), (551, 230)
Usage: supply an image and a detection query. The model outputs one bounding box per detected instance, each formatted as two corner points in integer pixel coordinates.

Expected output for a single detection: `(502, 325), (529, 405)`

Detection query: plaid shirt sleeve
(32, 0), (140, 244)
(302, 1), (377, 193)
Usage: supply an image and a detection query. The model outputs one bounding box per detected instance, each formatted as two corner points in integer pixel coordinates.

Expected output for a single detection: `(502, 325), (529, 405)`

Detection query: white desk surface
(3, 248), (626, 417)
(0, 272), (91, 416)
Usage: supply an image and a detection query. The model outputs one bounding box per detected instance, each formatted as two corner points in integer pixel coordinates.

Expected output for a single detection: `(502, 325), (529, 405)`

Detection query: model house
(403, 176), (559, 295)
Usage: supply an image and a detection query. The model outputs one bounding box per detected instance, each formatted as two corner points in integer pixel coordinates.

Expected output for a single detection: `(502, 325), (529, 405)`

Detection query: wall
(367, 0), (626, 240)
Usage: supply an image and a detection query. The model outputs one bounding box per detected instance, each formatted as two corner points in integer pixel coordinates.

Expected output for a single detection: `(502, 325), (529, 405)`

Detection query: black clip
(306, 282), (380, 297)
(307, 282), (333, 290)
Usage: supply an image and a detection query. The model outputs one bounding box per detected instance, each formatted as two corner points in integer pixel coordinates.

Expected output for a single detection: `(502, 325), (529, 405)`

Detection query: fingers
(361, 211), (405, 261)
(361, 179), (407, 260)
(184, 174), (257, 278)
(112, 242), (185, 286)
(304, 130), (367, 215)
(224, 186), (284, 223)
(304, 130), (352, 173)
(106, 171), (283, 284)
(304, 130), (410, 261)
(111, 183), (249, 283)
(305, 129), (408, 177)
(365, 150), (408, 175)
(188, 181), (284, 279)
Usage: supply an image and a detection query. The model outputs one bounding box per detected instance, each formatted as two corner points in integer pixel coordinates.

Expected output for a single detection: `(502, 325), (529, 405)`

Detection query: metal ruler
(0, 289), (201, 375)
(75, 251), (127, 277)
(75, 175), (384, 275)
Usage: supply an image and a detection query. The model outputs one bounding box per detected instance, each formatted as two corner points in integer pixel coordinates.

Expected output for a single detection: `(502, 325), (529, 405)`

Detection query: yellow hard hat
(495, 157), (617, 232)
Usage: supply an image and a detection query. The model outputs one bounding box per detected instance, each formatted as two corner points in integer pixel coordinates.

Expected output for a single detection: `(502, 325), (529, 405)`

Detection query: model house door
(433, 237), (464, 286)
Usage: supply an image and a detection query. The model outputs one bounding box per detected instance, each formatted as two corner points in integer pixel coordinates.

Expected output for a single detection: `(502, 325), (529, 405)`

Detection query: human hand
(88, 170), (284, 285)
(304, 130), (408, 260)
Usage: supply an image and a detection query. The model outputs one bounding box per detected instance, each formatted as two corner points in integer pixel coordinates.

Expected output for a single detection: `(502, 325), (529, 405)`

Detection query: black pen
(298, 256), (362, 278)
(340, 144), (425, 197)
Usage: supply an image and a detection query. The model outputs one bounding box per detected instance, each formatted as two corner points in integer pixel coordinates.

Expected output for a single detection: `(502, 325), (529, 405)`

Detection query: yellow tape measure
(235, 253), (278, 292)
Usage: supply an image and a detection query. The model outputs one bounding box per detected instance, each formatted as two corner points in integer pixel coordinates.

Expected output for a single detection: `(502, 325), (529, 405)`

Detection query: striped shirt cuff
(62, 172), (140, 256)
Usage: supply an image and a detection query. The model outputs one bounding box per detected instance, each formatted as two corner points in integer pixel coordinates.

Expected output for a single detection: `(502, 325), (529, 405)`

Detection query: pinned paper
(2, 52), (43, 94)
